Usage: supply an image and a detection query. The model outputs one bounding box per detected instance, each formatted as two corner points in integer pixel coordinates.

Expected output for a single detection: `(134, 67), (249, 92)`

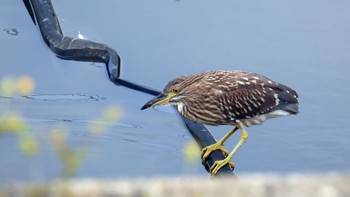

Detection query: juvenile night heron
(141, 70), (299, 175)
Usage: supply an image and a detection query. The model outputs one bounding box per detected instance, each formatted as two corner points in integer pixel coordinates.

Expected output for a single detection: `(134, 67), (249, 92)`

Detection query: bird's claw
(201, 144), (229, 165)
(210, 159), (235, 175)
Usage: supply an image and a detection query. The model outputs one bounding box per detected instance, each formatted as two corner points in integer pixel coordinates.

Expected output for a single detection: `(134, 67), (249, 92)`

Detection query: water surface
(1, 0), (350, 182)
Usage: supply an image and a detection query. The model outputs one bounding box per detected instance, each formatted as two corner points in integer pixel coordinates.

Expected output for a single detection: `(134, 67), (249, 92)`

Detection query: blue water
(1, 0), (350, 182)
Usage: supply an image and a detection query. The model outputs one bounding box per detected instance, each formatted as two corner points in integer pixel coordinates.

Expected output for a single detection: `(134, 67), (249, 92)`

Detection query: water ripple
(25, 118), (142, 129)
(23, 93), (105, 101)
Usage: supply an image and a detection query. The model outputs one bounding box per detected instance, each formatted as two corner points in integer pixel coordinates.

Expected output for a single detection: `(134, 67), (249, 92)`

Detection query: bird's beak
(141, 92), (170, 110)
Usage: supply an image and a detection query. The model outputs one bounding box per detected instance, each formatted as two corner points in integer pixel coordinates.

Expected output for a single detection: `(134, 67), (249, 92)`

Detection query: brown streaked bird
(141, 70), (299, 175)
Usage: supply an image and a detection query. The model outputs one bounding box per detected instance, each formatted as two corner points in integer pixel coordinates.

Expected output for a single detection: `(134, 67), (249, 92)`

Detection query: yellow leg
(201, 126), (239, 163)
(211, 122), (248, 175)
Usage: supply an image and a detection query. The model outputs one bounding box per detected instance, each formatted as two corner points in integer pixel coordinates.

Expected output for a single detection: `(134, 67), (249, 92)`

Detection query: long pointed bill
(141, 93), (169, 110)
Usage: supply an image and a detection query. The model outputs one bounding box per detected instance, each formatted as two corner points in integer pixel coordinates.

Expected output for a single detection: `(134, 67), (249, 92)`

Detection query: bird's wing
(213, 88), (276, 120)
(213, 83), (298, 121)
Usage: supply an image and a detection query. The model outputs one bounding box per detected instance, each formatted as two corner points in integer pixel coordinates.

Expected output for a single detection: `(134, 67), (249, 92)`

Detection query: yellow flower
(19, 136), (39, 156)
(17, 76), (35, 95)
(184, 141), (200, 165)
(0, 76), (16, 97)
(0, 113), (26, 133)
(88, 120), (107, 134)
(103, 105), (121, 121)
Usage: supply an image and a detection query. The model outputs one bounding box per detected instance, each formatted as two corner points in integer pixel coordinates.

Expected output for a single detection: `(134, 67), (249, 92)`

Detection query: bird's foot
(211, 158), (235, 175)
(201, 143), (228, 164)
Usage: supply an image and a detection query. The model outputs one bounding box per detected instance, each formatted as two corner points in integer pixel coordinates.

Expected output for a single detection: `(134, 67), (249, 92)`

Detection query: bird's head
(141, 76), (189, 110)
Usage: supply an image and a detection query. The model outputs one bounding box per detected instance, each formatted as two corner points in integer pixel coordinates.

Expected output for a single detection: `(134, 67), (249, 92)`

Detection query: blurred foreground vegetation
(0, 75), (121, 179)
(0, 75), (200, 182)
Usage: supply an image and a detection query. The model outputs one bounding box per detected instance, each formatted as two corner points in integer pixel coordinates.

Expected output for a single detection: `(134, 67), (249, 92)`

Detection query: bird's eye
(173, 88), (179, 93)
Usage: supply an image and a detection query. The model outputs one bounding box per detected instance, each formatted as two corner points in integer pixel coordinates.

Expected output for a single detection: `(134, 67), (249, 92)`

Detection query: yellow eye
(173, 88), (179, 93)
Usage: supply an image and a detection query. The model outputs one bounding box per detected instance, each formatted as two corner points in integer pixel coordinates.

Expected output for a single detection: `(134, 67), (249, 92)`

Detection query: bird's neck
(176, 103), (185, 114)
